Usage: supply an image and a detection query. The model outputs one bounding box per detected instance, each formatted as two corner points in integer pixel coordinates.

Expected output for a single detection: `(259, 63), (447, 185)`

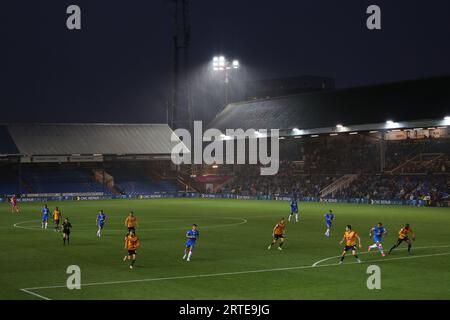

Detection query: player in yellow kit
(389, 224), (416, 255)
(339, 225), (362, 264)
(53, 207), (62, 232)
(268, 218), (286, 251)
(123, 230), (141, 269)
(124, 211), (138, 233)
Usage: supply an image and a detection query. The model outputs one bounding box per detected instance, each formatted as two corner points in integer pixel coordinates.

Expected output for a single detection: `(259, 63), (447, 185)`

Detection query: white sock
(369, 244), (378, 249)
(378, 244), (384, 252)
(295, 214), (298, 222)
(288, 215), (291, 221)
(188, 251), (192, 260)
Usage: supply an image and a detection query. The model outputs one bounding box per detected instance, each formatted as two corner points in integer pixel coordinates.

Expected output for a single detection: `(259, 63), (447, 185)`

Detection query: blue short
(186, 239), (197, 248)
(326, 221), (332, 228)
(98, 222), (105, 229)
(373, 236), (382, 243)
(42, 216), (49, 222)
(290, 207), (298, 214)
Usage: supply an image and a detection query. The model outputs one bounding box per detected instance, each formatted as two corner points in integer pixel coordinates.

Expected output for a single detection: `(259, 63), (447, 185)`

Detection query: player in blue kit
(324, 210), (335, 237)
(183, 224), (199, 262)
(96, 210), (107, 237)
(41, 204), (50, 229)
(288, 198), (299, 222)
(368, 222), (387, 256)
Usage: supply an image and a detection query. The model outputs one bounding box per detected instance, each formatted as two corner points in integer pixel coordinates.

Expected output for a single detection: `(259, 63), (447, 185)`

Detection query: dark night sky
(1, 0), (449, 124)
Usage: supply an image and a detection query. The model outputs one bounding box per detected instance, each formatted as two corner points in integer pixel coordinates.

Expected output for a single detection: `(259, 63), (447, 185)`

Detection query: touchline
(171, 121), (280, 176)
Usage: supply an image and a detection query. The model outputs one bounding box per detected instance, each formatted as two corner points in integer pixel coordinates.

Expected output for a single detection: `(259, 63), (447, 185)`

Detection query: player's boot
(267, 245), (271, 250)
(277, 247), (283, 251)
(381, 252), (386, 257)
(357, 259), (361, 263)
(130, 265), (133, 269)
(368, 246), (371, 252)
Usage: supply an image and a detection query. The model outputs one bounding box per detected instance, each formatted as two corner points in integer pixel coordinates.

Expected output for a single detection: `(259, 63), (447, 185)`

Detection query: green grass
(1, 198), (450, 300)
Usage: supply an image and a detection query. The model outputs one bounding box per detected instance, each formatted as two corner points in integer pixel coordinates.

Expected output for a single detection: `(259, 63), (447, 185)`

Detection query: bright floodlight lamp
(218, 56), (225, 67)
(212, 56), (240, 71)
(336, 124), (344, 129)
(212, 56), (220, 71)
(386, 120), (395, 125)
(444, 116), (450, 121)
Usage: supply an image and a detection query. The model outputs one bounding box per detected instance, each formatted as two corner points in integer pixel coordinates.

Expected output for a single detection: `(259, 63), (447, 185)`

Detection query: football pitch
(1, 198), (450, 300)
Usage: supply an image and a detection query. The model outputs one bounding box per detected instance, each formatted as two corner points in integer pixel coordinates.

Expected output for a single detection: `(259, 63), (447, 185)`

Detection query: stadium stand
(107, 166), (179, 196)
(20, 167), (110, 194)
(216, 131), (450, 206)
(334, 174), (449, 206)
(0, 124), (184, 197)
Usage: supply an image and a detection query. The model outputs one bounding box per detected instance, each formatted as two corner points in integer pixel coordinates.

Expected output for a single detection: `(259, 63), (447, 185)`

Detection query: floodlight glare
(386, 120), (395, 125)
(444, 116), (450, 121)
(336, 124), (344, 129)
(212, 56), (240, 72)
(292, 128), (303, 135)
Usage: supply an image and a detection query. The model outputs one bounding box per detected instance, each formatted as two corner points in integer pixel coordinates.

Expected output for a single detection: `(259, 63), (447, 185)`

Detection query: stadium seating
(334, 174), (449, 205)
(107, 167), (179, 195)
(220, 160), (449, 206)
(21, 167), (111, 194)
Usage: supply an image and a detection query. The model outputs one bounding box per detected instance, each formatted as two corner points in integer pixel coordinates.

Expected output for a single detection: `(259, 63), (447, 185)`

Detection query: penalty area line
(20, 251), (450, 300)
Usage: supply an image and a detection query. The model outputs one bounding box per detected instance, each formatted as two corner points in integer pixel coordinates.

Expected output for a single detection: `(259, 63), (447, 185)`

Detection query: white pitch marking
(312, 245), (450, 267)
(20, 288), (51, 300)
(20, 250), (450, 299)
